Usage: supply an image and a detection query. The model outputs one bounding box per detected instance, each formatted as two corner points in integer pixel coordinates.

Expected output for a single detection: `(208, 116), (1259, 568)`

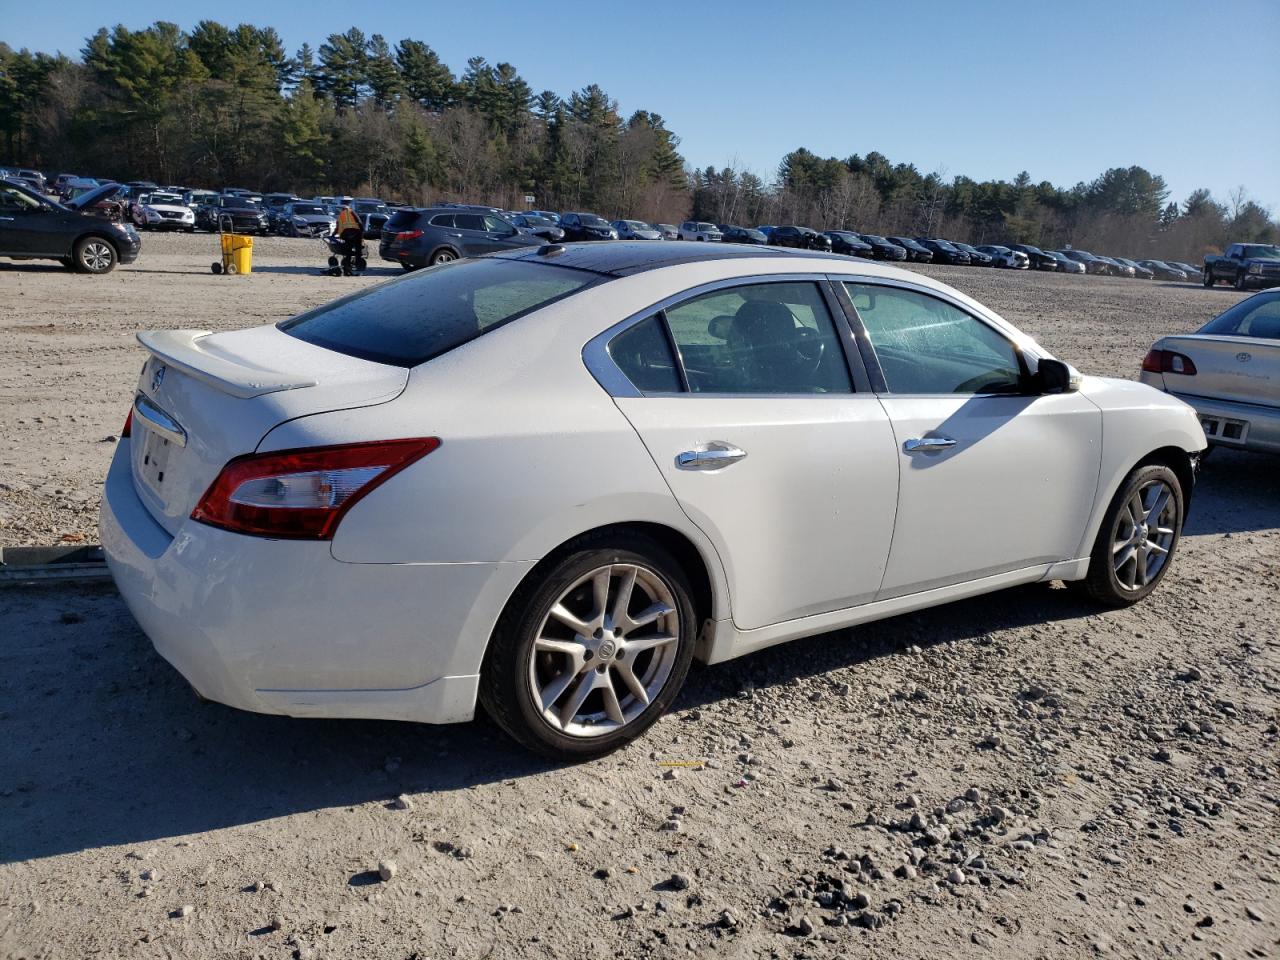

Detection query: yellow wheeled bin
(211, 216), (253, 275)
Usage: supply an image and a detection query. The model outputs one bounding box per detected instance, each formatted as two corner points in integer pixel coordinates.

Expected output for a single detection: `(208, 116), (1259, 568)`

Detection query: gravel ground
(1, 236), (1277, 959)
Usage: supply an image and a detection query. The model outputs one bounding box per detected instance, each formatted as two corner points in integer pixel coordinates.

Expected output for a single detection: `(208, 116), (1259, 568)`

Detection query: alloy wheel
(1111, 479), (1177, 591)
(81, 241), (113, 272)
(527, 563), (680, 738)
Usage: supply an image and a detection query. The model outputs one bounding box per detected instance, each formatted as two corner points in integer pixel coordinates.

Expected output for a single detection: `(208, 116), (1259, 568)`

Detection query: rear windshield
(1199, 291), (1280, 338)
(279, 258), (601, 367)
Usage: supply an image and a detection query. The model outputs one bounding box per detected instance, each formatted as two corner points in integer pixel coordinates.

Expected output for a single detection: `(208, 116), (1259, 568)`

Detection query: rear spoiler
(136, 330), (317, 399)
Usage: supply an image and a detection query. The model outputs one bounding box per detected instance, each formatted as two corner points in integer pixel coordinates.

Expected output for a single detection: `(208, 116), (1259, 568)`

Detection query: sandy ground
(0, 236), (1277, 959)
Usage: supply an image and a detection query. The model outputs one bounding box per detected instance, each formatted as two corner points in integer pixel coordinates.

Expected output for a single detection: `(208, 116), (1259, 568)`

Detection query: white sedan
(102, 243), (1206, 758)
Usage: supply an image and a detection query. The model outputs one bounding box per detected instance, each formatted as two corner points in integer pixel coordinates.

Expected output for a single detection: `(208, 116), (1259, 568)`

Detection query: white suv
(678, 221), (723, 242)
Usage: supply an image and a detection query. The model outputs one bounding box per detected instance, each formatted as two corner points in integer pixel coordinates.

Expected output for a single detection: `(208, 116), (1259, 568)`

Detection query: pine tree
(316, 28), (368, 109)
(394, 39), (455, 111)
(365, 34), (401, 107)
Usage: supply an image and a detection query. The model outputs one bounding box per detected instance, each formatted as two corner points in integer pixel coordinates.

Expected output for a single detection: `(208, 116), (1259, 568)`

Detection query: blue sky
(7, 0), (1278, 211)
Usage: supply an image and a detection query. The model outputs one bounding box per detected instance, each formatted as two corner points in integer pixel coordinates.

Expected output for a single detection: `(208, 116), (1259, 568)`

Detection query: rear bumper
(100, 440), (534, 724)
(1166, 391), (1280, 454)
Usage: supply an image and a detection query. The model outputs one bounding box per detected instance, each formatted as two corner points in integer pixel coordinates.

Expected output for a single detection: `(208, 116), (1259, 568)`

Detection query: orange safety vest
(336, 207), (361, 233)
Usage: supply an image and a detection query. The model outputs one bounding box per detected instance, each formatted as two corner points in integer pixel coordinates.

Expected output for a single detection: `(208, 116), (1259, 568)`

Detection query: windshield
(579, 214), (609, 227)
(1241, 245), (1280, 260)
(224, 198), (261, 210)
(696, 223), (717, 232)
(292, 204), (327, 215)
(356, 201), (387, 214)
(280, 259), (601, 367)
(149, 193), (182, 205)
(522, 216), (551, 226)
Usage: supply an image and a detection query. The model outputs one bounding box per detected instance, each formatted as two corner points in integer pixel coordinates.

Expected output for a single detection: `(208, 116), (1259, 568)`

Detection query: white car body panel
(875, 392), (1102, 597)
(616, 395), (899, 629)
(102, 249), (1208, 726)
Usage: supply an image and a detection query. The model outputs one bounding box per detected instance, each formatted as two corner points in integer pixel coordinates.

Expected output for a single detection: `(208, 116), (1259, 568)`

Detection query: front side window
(0, 185), (46, 212)
(846, 283), (1025, 395)
(663, 282), (852, 394)
(455, 213), (486, 230)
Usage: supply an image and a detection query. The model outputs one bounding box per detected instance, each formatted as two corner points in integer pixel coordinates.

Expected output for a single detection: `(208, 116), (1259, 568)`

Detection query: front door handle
(904, 436), (957, 453)
(676, 442), (747, 471)
(0, 216), (14, 221)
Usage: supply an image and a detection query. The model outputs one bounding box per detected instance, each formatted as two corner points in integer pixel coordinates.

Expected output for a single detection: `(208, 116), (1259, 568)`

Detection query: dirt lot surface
(1, 236), (1277, 959)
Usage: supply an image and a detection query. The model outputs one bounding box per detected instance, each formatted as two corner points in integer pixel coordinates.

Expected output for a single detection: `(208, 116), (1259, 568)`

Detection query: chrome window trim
(834, 274), (1050, 399)
(583, 272), (871, 399)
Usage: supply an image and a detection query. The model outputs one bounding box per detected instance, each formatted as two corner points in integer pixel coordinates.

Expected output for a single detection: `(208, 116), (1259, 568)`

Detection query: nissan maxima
(103, 243), (1206, 759)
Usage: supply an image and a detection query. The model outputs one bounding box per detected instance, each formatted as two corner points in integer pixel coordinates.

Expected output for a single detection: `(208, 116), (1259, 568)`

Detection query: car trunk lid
(129, 326), (408, 536)
(1160, 334), (1279, 408)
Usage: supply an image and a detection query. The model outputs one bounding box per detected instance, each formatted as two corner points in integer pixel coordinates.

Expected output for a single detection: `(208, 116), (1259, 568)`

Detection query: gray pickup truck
(1203, 243), (1280, 290)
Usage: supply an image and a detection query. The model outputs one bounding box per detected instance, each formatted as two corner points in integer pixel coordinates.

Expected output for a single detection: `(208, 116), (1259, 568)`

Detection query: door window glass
(609, 316), (682, 393)
(484, 215), (514, 234)
(0, 186), (44, 212)
(428, 214), (455, 227)
(846, 283), (1025, 394)
(664, 282), (852, 394)
(454, 214), (485, 231)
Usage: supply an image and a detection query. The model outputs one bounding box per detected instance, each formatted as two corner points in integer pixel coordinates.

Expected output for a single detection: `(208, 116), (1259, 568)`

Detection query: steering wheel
(792, 326), (826, 375)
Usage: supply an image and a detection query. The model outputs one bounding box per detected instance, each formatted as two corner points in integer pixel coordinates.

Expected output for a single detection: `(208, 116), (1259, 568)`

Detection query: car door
(482, 215), (530, 252)
(448, 213), (494, 255)
(842, 280), (1102, 599)
(0, 184), (70, 255)
(604, 277), (899, 630)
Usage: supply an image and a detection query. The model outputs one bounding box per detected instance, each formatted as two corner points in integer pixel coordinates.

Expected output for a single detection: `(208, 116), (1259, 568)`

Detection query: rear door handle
(904, 437), (957, 453)
(676, 443), (747, 471)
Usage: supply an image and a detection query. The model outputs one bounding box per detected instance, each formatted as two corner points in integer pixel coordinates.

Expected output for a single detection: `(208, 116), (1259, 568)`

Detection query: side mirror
(849, 290), (877, 312)
(1035, 357), (1077, 394)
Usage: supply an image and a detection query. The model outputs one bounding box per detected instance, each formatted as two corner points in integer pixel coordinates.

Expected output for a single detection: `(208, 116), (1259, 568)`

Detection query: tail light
(394, 229), (424, 242)
(1142, 349), (1198, 376)
(122, 409), (133, 439)
(192, 438), (440, 540)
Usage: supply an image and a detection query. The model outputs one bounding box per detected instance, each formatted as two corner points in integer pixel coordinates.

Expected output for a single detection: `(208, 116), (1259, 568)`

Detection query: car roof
(492, 239), (894, 277)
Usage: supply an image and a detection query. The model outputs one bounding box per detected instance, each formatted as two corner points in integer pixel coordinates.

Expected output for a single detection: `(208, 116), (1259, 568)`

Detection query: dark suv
(379, 208), (541, 268)
(0, 180), (141, 273)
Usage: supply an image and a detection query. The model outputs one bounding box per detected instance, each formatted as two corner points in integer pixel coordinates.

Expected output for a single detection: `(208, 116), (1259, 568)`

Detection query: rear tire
(429, 249), (458, 265)
(479, 532), (697, 760)
(210, 262), (222, 275)
(1078, 463), (1184, 607)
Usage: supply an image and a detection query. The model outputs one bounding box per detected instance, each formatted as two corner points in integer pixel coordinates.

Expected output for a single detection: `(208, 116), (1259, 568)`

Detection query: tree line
(2, 21), (1276, 259)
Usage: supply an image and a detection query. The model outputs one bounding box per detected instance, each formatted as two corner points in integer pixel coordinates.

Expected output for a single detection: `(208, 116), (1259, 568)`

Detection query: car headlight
(1248, 263), (1261, 274)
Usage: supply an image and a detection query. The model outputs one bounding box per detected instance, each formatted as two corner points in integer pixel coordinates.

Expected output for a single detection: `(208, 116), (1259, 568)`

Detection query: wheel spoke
(1126, 493), (1144, 528)
(1146, 487), (1170, 524)
(626, 633), (678, 654)
(1112, 536), (1134, 556)
(1135, 545), (1149, 585)
(626, 601), (673, 632)
(1147, 541), (1169, 556)
(589, 569), (611, 630)
(548, 603), (590, 636)
(599, 680), (625, 724)
(559, 672), (596, 728)
(610, 566), (638, 630)
(539, 669), (578, 714)
(614, 660), (650, 707)
(534, 637), (583, 659)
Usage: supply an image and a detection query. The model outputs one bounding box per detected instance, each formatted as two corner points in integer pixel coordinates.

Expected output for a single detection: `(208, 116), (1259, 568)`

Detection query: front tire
(480, 533), (697, 760)
(1235, 272), (1248, 291)
(1202, 269), (1214, 288)
(74, 237), (117, 274)
(1079, 463), (1184, 606)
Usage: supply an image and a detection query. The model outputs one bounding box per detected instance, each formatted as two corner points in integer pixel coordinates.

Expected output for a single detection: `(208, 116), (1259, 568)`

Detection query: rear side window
(280, 259), (599, 367)
(609, 316), (682, 393)
(664, 282), (852, 394)
(428, 213), (454, 227)
(1199, 292), (1280, 339)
